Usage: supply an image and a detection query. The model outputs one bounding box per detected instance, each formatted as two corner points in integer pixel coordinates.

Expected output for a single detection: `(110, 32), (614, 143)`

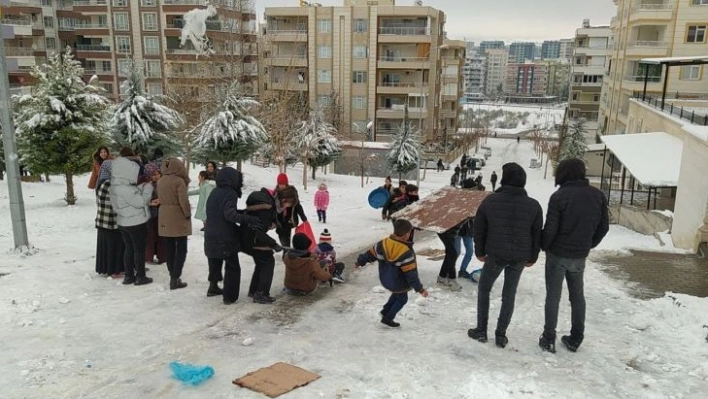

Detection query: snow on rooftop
(340, 140), (391, 150)
(601, 132), (683, 187)
(682, 124), (708, 142)
(586, 143), (606, 152)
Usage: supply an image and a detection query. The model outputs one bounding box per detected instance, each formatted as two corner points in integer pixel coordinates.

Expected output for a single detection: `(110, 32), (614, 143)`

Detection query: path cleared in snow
(0, 139), (707, 398)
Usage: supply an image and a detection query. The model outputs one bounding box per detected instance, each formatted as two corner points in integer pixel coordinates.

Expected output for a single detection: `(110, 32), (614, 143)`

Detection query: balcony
(72, 0), (108, 7)
(269, 81), (308, 91)
(378, 26), (430, 43)
(4, 47), (36, 57)
(377, 56), (430, 69)
(76, 44), (111, 52)
(623, 75), (662, 90)
(626, 40), (668, 56)
(2, 17), (32, 26)
(377, 105), (427, 119)
(629, 1), (674, 23)
(75, 23), (110, 34)
(377, 81), (427, 94)
(84, 68), (113, 75)
(162, 0), (202, 4)
(267, 55), (307, 67)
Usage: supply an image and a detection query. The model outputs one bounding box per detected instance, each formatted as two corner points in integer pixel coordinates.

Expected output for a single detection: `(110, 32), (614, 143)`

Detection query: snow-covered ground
(1, 138), (707, 398)
(463, 103), (566, 135)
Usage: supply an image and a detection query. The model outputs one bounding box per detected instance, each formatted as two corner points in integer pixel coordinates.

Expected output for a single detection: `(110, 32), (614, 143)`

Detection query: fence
(633, 93), (708, 126)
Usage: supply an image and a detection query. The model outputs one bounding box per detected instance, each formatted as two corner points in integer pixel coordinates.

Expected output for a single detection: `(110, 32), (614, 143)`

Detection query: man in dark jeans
(539, 158), (609, 353)
(468, 162), (543, 348)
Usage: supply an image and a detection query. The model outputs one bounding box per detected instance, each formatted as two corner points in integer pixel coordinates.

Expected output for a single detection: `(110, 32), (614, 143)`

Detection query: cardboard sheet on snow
(392, 187), (490, 233)
(233, 362), (320, 398)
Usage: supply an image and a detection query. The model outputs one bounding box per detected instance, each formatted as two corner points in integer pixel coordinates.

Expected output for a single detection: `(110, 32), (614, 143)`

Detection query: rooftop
(600, 132), (683, 187)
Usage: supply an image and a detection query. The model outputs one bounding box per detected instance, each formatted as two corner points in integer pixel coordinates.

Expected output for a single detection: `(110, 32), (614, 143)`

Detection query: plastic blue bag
(169, 361), (214, 386)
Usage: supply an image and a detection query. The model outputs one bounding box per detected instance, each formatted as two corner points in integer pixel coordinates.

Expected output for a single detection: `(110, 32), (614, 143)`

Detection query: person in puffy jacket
(314, 183), (330, 224)
(110, 151), (156, 286)
(283, 233), (332, 295)
(204, 167), (262, 304)
(188, 171), (216, 231)
(355, 219), (429, 328)
(243, 188), (282, 304)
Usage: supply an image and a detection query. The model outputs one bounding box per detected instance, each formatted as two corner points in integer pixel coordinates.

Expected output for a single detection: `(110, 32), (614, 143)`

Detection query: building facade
(568, 23), (610, 123)
(440, 39), (465, 137)
(508, 41), (536, 63)
(1, 0), (258, 104)
(503, 62), (548, 96)
(542, 59), (570, 97)
(463, 55), (486, 102)
(541, 40), (561, 59)
(559, 38), (574, 61)
(479, 40), (504, 55)
(259, 0), (461, 143)
(600, 0), (708, 135)
(484, 48), (507, 95)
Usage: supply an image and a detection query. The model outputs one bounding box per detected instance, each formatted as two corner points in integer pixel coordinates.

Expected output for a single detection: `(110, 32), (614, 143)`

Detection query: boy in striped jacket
(355, 219), (429, 328)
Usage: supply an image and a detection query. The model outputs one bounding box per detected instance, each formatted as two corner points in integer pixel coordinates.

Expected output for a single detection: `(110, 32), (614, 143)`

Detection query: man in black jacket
(539, 158), (609, 354)
(468, 162), (543, 348)
(204, 167), (262, 304)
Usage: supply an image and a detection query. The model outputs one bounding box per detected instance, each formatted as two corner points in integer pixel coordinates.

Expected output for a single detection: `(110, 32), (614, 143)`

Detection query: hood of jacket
(161, 157), (190, 185)
(216, 167), (243, 197)
(317, 242), (334, 252)
(500, 162), (527, 188)
(287, 249), (310, 260)
(111, 157), (140, 187)
(246, 188), (275, 207)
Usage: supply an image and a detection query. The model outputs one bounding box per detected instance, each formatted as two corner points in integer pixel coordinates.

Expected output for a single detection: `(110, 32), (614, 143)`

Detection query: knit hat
(277, 173), (289, 186)
(143, 162), (160, 178)
(292, 233), (312, 251)
(319, 229), (332, 242)
(500, 162), (527, 188)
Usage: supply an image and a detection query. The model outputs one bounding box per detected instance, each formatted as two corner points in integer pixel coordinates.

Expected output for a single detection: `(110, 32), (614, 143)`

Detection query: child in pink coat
(314, 183), (330, 224)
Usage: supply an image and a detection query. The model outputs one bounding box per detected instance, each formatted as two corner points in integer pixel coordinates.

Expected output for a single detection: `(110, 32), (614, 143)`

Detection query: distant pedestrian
(490, 171), (498, 191)
(314, 183), (330, 223)
(468, 162), (543, 348)
(437, 158), (445, 172)
(538, 159), (609, 354)
(516, 136), (520, 143)
(451, 167), (461, 187)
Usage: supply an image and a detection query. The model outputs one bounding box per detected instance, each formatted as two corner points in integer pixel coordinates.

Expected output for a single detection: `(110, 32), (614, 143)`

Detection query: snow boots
(561, 335), (583, 352)
(206, 282), (223, 297)
(170, 278), (187, 290)
(253, 292), (276, 304)
(380, 317), (400, 328)
(539, 334), (556, 354)
(134, 276), (153, 286)
(495, 334), (509, 349)
(467, 327), (488, 343)
(458, 270), (471, 279)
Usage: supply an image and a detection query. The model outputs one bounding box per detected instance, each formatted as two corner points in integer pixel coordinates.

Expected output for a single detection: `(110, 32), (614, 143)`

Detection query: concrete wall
(585, 148), (611, 177)
(626, 100), (687, 140)
(672, 128), (708, 252)
(610, 204), (673, 236)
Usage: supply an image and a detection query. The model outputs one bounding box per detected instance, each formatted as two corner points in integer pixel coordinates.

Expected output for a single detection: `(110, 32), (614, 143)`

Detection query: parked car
(470, 155), (486, 167)
(421, 159), (450, 170)
(480, 146), (492, 159)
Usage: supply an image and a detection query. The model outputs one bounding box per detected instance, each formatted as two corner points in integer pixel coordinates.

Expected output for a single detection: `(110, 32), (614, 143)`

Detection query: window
(113, 0), (128, 6)
(317, 69), (331, 83)
(317, 95), (332, 107)
(101, 60), (112, 72)
(593, 94), (600, 102)
(118, 59), (130, 76)
(41, 0), (51, 6)
(317, 45), (332, 58)
(353, 45), (368, 58)
(145, 60), (161, 78)
(353, 95), (366, 109)
(116, 36), (131, 53)
(317, 19), (331, 33)
(680, 65), (701, 80)
(143, 36), (159, 55)
(692, 0), (708, 5)
(114, 12), (129, 31)
(571, 92), (579, 101)
(686, 24), (707, 43)
(43, 17), (53, 28)
(354, 19), (368, 33)
(98, 15), (108, 27)
(101, 83), (113, 94)
(147, 83), (163, 96)
(141, 0), (156, 6)
(45, 37), (56, 49)
(142, 13), (158, 31)
(353, 71), (367, 83)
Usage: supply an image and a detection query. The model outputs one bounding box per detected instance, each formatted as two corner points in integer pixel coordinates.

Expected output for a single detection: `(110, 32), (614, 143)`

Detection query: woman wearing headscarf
(89, 145), (112, 189)
(94, 160), (124, 276)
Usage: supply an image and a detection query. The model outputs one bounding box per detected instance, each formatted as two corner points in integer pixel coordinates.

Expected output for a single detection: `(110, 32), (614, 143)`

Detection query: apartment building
(542, 59), (571, 97)
(479, 40), (504, 55)
(463, 55), (486, 102)
(508, 41), (536, 63)
(1, 0), (258, 104)
(503, 62), (548, 96)
(259, 0), (459, 143)
(541, 40), (561, 59)
(440, 39), (465, 135)
(569, 21), (611, 123)
(559, 38), (574, 61)
(484, 48), (508, 95)
(600, 0), (708, 135)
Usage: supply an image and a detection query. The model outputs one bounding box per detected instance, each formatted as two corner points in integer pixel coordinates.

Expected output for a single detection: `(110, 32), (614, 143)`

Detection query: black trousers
(248, 250), (276, 297)
(438, 232), (459, 279)
(208, 256), (241, 302)
(278, 228), (292, 248)
(317, 210), (327, 223)
(119, 223), (148, 279)
(164, 236), (188, 279)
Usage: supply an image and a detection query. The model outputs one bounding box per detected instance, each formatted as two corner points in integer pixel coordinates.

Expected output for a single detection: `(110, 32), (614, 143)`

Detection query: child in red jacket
(314, 183), (330, 224)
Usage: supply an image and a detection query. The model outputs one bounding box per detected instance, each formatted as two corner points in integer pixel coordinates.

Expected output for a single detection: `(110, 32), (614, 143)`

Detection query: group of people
(357, 158), (609, 355)
(90, 145), (342, 305)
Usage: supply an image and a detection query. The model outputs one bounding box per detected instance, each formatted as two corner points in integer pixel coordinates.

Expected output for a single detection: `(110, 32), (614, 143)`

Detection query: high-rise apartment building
(463, 55), (486, 102)
(484, 48), (507, 95)
(601, 0), (708, 135)
(259, 0), (460, 142)
(559, 38), (574, 61)
(541, 59), (571, 97)
(1, 0), (258, 106)
(508, 41), (536, 63)
(479, 40), (504, 55)
(569, 22), (611, 123)
(503, 62), (548, 96)
(465, 40), (475, 54)
(440, 39), (465, 135)
(541, 40), (561, 59)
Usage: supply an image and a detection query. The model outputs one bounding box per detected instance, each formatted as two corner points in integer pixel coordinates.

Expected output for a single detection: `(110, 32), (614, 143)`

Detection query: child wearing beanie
(283, 233), (332, 295)
(314, 183), (330, 223)
(314, 229), (345, 283)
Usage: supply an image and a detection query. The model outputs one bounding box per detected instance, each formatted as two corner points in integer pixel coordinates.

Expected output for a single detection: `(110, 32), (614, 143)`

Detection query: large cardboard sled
(392, 187), (491, 233)
(233, 362), (321, 398)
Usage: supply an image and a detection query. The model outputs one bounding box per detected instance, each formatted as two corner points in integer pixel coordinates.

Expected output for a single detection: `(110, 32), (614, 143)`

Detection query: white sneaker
(437, 276), (450, 286)
(447, 279), (463, 291)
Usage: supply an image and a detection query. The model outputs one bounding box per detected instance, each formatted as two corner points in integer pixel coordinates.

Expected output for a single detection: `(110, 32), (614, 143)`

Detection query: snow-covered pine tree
(387, 103), (421, 179)
(560, 120), (588, 162)
(110, 59), (183, 156)
(193, 83), (267, 170)
(293, 109), (339, 189)
(13, 47), (110, 204)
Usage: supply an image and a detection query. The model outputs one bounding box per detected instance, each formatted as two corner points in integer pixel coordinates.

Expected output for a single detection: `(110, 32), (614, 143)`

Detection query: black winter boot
(253, 292), (276, 304)
(207, 282), (223, 297)
(134, 276), (153, 286)
(380, 317), (400, 328)
(495, 334), (509, 348)
(122, 276), (136, 285)
(170, 278), (188, 290)
(539, 334), (556, 354)
(561, 335), (583, 352)
(467, 327), (488, 343)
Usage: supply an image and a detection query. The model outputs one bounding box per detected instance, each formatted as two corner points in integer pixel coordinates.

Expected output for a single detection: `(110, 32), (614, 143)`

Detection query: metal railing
(629, 40), (668, 47)
(75, 23), (110, 29)
(10, 0), (43, 6)
(267, 29), (308, 34)
(378, 56), (428, 63)
(76, 44), (112, 51)
(632, 1), (673, 11)
(633, 93), (708, 126)
(624, 75), (662, 82)
(4, 47), (36, 56)
(2, 18), (32, 26)
(378, 81), (427, 87)
(72, 0), (108, 5)
(162, 0), (202, 4)
(58, 25), (76, 31)
(378, 26), (429, 35)
(84, 68), (113, 75)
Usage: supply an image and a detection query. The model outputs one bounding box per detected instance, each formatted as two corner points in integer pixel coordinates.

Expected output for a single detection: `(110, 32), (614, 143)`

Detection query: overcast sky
(257, 0), (617, 42)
